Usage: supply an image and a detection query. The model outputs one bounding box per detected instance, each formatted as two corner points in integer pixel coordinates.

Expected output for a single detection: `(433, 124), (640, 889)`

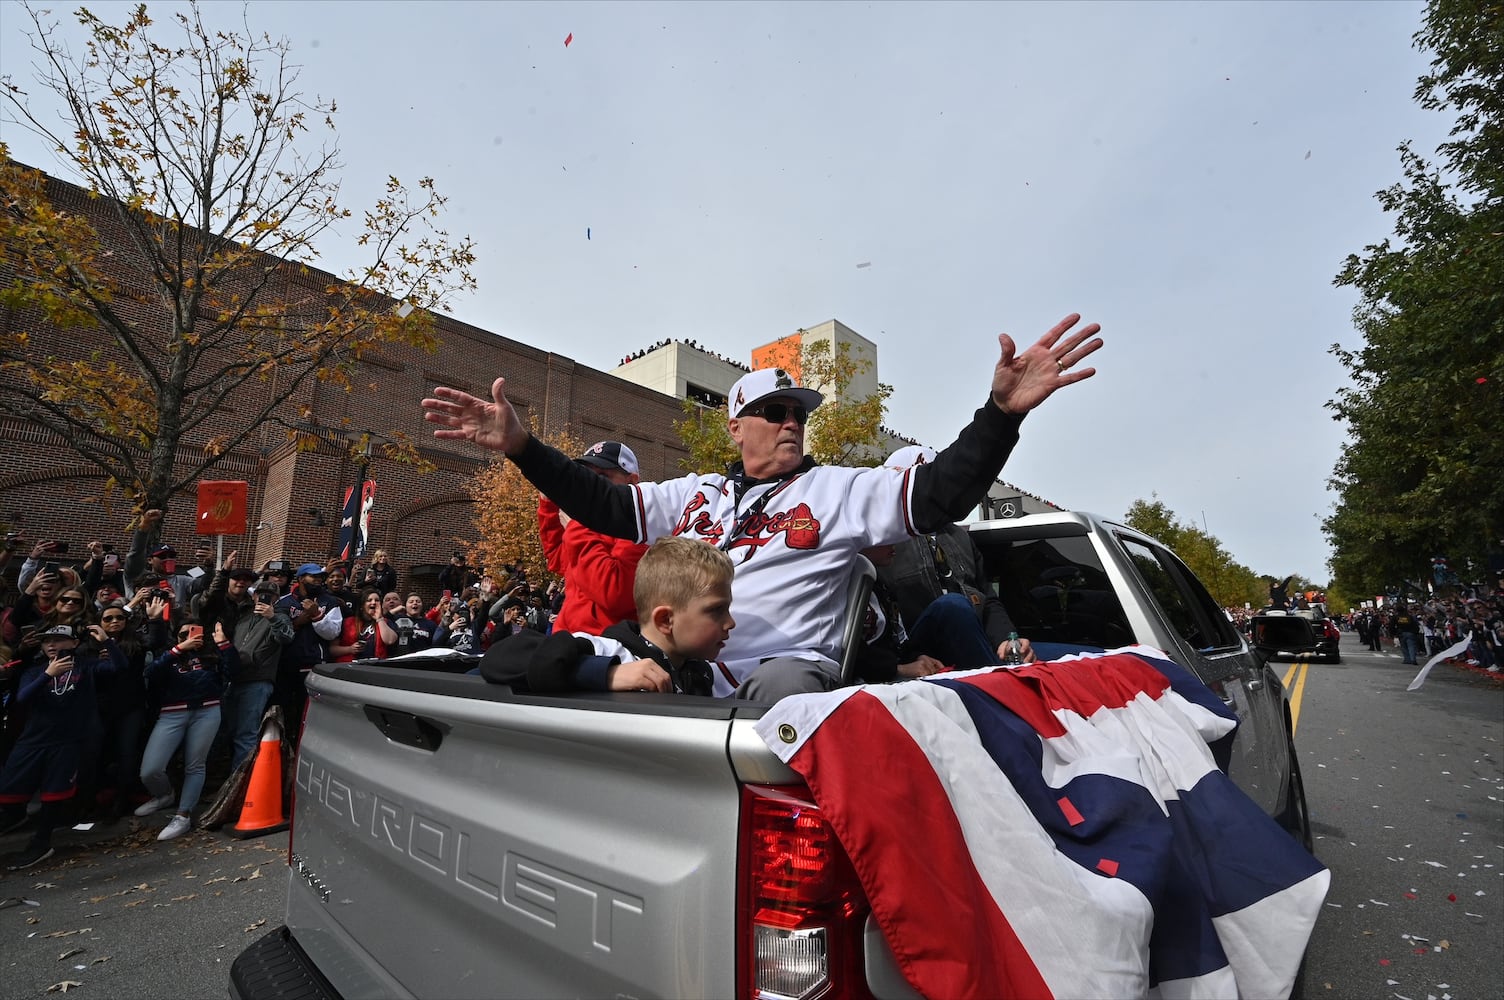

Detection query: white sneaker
(133, 794), (175, 818)
(157, 814), (192, 841)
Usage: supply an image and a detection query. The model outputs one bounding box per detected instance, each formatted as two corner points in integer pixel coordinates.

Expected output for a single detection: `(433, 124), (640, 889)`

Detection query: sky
(0, 0), (1456, 582)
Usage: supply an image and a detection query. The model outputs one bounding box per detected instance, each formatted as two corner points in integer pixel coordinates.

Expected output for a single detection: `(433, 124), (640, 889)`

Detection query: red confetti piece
(1414, 947), (1428, 955)
(564, 32), (573, 47)
(1404, 892), (1418, 899)
(1058, 796), (1085, 826)
(1379, 959), (1391, 966)
(1097, 858), (1119, 877)
(1449, 893), (1458, 902)
(1478, 377), (1489, 383)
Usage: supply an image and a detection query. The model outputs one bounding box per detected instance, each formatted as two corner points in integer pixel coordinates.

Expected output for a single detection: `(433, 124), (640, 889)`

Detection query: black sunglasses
(743, 402), (809, 426)
(101, 614), (128, 623)
(58, 595), (84, 604)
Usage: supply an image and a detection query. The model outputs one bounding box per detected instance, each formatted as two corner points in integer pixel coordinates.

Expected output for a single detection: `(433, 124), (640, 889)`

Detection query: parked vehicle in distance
(230, 510), (1318, 1000)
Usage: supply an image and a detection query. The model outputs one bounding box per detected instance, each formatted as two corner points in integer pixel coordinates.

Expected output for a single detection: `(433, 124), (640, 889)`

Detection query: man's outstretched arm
(910, 314), (1103, 531)
(422, 378), (640, 539)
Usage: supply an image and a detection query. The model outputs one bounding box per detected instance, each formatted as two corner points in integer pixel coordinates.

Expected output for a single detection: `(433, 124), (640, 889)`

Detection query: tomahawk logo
(725, 501), (822, 560)
(734, 386), (745, 409)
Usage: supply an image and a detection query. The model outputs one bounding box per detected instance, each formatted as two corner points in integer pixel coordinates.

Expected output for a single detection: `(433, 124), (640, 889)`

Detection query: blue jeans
(1400, 632), (1421, 664)
(140, 706), (221, 813)
(225, 682), (275, 772)
(908, 593), (998, 669)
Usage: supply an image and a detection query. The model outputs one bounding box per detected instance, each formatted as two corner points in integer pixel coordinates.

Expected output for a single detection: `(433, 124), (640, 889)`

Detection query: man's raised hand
(991, 313), (1103, 415)
(422, 377), (529, 455)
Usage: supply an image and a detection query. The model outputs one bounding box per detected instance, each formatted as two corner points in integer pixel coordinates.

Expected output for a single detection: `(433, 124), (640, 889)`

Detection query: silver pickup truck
(229, 511), (1314, 1000)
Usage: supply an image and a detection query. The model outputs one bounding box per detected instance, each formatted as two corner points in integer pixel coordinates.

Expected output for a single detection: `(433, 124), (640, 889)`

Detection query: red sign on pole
(196, 480), (248, 535)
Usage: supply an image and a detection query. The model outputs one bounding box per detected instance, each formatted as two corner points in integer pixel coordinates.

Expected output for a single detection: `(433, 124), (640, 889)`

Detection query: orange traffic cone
(230, 715), (289, 839)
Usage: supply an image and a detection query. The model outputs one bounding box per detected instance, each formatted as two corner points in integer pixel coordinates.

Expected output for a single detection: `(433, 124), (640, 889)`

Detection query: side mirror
(1251, 614), (1316, 655)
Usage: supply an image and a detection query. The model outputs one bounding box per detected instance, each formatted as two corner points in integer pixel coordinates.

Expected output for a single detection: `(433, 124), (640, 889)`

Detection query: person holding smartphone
(137, 618), (238, 841)
(81, 539), (131, 604)
(195, 554), (294, 770)
(0, 623), (126, 871)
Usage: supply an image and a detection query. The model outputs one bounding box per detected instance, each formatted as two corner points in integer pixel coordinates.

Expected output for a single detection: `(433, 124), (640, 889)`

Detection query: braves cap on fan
(576, 441), (639, 476)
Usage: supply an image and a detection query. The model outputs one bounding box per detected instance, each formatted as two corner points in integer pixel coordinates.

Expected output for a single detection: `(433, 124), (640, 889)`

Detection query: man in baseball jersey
(424, 314), (1102, 700)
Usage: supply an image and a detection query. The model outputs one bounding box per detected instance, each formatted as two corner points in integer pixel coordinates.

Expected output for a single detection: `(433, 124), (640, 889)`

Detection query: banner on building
(337, 480), (376, 562)
(195, 481), (248, 536)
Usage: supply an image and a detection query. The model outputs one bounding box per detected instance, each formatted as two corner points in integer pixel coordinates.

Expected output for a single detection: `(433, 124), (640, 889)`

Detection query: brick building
(0, 166), (694, 597)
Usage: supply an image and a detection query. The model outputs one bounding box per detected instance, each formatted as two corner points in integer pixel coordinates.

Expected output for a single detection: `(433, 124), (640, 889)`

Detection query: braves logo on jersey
(671, 494), (725, 546)
(725, 502), (823, 561)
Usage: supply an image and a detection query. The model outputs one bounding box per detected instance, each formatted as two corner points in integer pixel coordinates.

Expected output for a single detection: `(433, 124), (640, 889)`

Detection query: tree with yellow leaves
(465, 422), (584, 588)
(0, 2), (476, 516)
(672, 337), (892, 473)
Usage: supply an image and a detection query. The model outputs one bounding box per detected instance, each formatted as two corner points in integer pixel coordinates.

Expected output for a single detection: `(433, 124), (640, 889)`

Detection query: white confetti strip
(1370, 899), (1391, 906)
(1424, 861), (1447, 868)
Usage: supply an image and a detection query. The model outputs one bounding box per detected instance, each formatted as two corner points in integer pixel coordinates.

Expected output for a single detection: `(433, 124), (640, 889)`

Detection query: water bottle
(1003, 631), (1024, 665)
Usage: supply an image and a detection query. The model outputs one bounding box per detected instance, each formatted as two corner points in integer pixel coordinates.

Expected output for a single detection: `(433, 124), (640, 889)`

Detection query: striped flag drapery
(754, 647), (1329, 999)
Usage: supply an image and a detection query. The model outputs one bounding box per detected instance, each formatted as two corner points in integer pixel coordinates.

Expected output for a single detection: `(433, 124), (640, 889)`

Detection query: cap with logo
(728, 368), (824, 419)
(294, 562), (328, 578)
(39, 624), (77, 642)
(576, 441), (639, 476)
(150, 545), (177, 559)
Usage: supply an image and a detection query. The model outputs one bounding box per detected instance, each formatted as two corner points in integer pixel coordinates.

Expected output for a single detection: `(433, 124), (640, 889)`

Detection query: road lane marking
(1286, 660), (1308, 738)
(1282, 663), (1299, 689)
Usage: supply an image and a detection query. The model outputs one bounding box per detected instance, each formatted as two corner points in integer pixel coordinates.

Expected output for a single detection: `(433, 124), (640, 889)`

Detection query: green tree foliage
(1123, 496), (1267, 608)
(673, 337), (892, 473)
(0, 3), (476, 517)
(1325, 0), (1503, 598)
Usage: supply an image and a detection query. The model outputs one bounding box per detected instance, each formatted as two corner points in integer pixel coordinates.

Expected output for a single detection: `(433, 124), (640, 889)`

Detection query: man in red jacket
(538, 442), (649, 635)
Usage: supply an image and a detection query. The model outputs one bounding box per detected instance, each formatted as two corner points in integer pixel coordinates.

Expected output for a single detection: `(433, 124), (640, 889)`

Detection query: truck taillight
(737, 784), (872, 1000)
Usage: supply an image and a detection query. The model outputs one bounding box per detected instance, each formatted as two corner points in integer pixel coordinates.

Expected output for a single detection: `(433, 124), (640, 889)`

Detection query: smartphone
(102, 543), (114, 553)
(42, 561), (60, 577)
(52, 540), (70, 554)
(185, 624), (203, 643)
(103, 553), (120, 572)
(441, 589), (452, 603)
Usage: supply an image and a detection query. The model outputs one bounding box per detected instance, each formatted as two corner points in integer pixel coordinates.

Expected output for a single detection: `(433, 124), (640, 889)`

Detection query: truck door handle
(363, 706), (445, 751)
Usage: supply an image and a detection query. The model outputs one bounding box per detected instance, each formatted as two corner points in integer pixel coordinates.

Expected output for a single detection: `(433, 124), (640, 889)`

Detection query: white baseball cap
(728, 368), (823, 419)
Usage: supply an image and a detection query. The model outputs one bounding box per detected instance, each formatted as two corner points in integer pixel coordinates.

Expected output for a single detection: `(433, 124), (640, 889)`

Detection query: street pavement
(1293, 631), (1503, 1000)
(1, 813), (288, 999)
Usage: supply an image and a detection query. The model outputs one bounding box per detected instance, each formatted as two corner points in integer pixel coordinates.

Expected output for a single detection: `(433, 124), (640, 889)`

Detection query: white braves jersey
(630, 465), (920, 695)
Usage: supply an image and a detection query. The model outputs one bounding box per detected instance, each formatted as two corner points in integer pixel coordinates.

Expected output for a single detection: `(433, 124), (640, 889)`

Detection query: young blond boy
(488, 537), (734, 695)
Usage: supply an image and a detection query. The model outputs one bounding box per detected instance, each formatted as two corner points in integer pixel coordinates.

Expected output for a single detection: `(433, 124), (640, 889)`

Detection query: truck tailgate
(287, 666), (752, 999)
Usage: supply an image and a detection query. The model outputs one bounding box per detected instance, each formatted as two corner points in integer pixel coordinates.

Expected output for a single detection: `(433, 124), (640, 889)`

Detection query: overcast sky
(1, 1), (1455, 581)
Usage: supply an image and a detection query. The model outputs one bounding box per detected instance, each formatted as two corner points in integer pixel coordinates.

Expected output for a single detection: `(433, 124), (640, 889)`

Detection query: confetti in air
(564, 33), (573, 47)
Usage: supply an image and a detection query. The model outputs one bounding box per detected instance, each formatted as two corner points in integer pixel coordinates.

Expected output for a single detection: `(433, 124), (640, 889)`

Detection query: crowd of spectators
(1222, 591), (1503, 672)
(618, 338), (751, 372)
(0, 524), (566, 871)
(1347, 596), (1503, 669)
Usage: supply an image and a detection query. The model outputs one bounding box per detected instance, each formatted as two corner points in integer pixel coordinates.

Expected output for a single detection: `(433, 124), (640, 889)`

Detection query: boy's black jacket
(480, 621), (714, 696)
